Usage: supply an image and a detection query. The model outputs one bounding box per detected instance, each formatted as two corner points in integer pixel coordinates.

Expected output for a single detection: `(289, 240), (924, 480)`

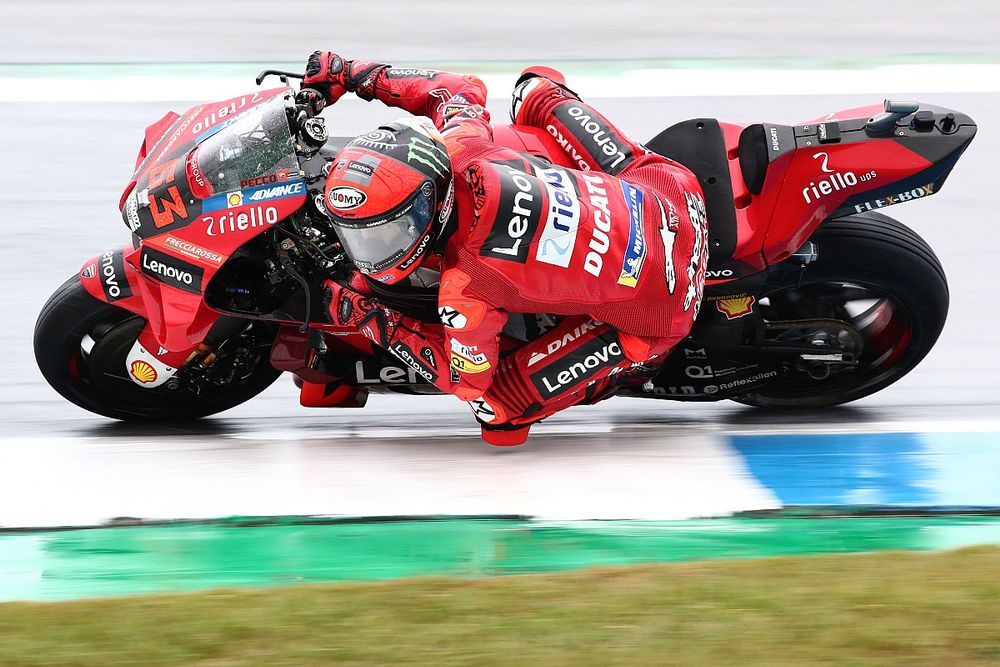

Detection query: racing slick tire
(734, 212), (948, 408)
(34, 275), (282, 421)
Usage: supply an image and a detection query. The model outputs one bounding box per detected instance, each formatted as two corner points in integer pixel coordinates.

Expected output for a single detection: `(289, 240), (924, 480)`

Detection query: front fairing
(121, 88), (305, 243)
(111, 88), (310, 350)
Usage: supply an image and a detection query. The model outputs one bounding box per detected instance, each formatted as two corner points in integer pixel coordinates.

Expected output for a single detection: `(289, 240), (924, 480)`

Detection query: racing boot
(480, 422), (532, 446)
(467, 395), (533, 446)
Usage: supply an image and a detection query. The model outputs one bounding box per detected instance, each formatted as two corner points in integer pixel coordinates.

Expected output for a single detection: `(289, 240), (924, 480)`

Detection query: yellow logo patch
(715, 295), (756, 320)
(450, 354), (491, 374)
(129, 360), (158, 384)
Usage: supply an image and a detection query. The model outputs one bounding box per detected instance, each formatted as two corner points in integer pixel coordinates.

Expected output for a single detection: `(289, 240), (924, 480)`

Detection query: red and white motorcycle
(34, 71), (976, 419)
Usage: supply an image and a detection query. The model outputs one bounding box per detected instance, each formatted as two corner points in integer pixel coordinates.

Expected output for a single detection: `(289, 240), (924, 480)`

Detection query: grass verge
(1, 547), (998, 666)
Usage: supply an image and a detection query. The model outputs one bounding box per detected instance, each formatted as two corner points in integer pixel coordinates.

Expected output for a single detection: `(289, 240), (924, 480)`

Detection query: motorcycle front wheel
(735, 212), (948, 408)
(33, 276), (282, 421)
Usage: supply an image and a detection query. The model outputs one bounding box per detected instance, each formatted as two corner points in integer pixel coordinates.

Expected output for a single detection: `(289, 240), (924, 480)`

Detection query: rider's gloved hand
(323, 273), (401, 348)
(304, 51), (349, 103)
(304, 51), (389, 103)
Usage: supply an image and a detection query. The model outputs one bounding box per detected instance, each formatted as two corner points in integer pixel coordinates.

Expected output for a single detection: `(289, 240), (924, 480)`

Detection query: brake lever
(295, 89), (326, 118)
(255, 69), (306, 86)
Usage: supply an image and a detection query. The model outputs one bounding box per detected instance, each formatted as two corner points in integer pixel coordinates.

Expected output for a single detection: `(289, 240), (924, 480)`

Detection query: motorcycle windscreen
(121, 93), (300, 238)
(188, 97), (299, 198)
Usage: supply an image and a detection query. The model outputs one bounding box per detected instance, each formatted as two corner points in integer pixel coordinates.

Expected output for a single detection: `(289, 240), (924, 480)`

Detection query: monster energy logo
(407, 137), (449, 177)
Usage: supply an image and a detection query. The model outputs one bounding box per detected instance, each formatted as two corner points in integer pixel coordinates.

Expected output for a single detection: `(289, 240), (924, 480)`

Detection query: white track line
(3, 64), (998, 103)
(0, 431), (779, 526)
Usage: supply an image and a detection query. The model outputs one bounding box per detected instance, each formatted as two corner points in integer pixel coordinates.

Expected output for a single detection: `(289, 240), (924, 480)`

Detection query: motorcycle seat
(646, 119), (738, 269)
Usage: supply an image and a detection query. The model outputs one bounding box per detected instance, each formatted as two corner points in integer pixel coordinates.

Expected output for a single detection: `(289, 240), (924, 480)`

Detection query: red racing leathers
(322, 61), (708, 441)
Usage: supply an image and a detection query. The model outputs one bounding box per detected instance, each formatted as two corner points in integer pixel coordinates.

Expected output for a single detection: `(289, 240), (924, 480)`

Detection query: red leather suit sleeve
(366, 268), (504, 401)
(434, 268), (506, 401)
(349, 269), (503, 401)
(358, 65), (492, 135)
(348, 308), (492, 400)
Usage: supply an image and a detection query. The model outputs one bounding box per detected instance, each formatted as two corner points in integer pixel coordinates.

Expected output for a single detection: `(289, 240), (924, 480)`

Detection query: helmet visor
(332, 186), (435, 272)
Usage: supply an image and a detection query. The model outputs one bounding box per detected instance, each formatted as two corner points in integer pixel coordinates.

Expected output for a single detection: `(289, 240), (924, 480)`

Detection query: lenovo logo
(480, 166), (542, 264)
(530, 334), (623, 398)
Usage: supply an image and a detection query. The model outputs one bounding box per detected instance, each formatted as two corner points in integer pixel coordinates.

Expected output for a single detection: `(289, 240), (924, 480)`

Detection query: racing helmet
(324, 118), (455, 284)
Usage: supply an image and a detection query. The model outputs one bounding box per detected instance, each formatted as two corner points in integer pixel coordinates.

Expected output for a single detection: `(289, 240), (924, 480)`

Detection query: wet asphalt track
(1, 85), (999, 526)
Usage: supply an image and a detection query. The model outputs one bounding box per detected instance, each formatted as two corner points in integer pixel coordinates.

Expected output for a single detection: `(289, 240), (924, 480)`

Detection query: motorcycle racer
(304, 52), (708, 445)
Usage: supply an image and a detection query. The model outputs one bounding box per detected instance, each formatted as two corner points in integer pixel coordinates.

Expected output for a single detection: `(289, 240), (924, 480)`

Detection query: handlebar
(255, 68), (320, 119)
(255, 69), (305, 86)
(255, 68), (328, 149)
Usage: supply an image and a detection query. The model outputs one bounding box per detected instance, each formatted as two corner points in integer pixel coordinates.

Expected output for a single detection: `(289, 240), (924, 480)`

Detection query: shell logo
(129, 360), (158, 384)
(226, 191), (244, 208)
(716, 295), (756, 320)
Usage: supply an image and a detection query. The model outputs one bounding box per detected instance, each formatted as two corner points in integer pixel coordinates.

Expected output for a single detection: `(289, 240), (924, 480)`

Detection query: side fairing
(79, 246), (143, 312)
(97, 89), (310, 351)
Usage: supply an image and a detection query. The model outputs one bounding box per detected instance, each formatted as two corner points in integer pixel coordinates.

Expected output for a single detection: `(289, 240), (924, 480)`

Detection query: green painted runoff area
(2, 516), (1000, 601)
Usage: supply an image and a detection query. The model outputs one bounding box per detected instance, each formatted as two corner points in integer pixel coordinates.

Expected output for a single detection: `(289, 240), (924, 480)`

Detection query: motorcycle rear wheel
(734, 212), (948, 408)
(34, 276), (282, 421)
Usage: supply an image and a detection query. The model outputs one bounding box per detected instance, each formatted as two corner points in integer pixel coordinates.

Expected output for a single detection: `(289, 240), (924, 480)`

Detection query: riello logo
(801, 152), (874, 204)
